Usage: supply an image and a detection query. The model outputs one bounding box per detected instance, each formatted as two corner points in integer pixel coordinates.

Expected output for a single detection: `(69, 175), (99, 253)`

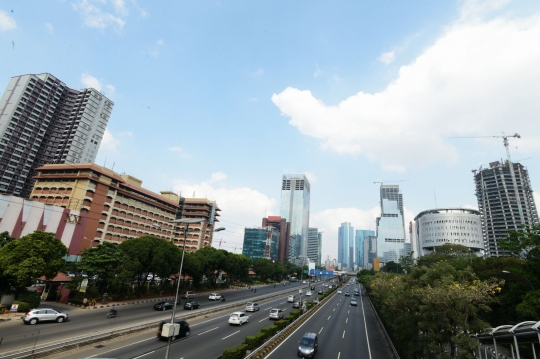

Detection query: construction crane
(452, 132), (524, 225)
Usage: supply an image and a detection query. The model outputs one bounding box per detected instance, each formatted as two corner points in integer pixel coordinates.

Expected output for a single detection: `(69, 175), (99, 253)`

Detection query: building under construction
(474, 160), (539, 257)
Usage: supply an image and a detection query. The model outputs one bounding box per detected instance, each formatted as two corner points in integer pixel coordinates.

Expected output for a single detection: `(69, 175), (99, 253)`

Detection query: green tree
(0, 231), (67, 293)
(80, 242), (126, 293)
(252, 258), (275, 282)
(0, 231), (14, 248)
(499, 224), (540, 283)
(380, 261), (404, 274)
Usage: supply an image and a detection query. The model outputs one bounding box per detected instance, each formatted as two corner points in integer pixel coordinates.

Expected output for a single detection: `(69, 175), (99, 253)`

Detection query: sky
(1, 0), (540, 262)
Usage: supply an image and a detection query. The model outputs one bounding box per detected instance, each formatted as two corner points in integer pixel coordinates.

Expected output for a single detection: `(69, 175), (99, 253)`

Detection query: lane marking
(337, 352), (341, 359)
(222, 330), (240, 340)
(259, 318), (268, 322)
(319, 327), (324, 334)
(198, 327), (219, 335)
(342, 330), (345, 338)
(346, 318), (348, 324)
(132, 350), (155, 359)
(88, 336), (156, 356)
(333, 308), (335, 312)
(348, 310), (350, 314)
(360, 285), (373, 359)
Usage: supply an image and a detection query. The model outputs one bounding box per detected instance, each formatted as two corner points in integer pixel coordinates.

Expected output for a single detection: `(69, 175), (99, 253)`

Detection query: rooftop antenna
(193, 191), (196, 198)
(103, 158), (107, 167)
(111, 162), (115, 171)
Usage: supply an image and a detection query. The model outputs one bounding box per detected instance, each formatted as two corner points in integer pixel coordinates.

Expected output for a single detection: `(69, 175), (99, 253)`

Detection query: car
(310, 286), (315, 290)
(345, 291), (350, 296)
(153, 301), (181, 311)
(269, 308), (284, 320)
(229, 311), (249, 325)
(181, 291), (195, 299)
(157, 319), (190, 340)
(337, 289), (342, 294)
(324, 284), (328, 287)
(317, 289), (323, 295)
(298, 332), (318, 358)
(208, 293), (222, 301)
(288, 295), (296, 303)
(183, 301), (200, 310)
(292, 301), (300, 309)
(347, 283), (351, 286)
(22, 308), (68, 325)
(302, 281), (307, 284)
(351, 298), (358, 306)
(245, 302), (260, 312)
(354, 289), (360, 296)
(306, 291), (312, 296)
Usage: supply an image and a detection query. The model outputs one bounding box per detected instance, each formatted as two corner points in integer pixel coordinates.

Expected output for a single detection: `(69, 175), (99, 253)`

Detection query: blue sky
(1, 0), (540, 260)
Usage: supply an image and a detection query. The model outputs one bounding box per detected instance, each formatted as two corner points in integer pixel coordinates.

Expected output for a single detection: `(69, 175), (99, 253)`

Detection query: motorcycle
(107, 311), (117, 318)
(221, 297), (226, 302)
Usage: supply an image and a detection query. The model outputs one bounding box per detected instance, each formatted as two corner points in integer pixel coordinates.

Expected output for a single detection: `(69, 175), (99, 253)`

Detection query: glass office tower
(307, 227), (319, 265)
(355, 230), (375, 269)
(280, 174), (311, 258)
(376, 185), (406, 264)
(338, 222), (354, 269)
(242, 227), (279, 261)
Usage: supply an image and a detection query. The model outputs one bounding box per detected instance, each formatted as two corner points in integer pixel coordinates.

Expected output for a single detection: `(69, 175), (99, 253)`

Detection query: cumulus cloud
(0, 9), (16, 31)
(105, 84), (116, 95)
(378, 51), (395, 64)
(304, 172), (317, 183)
(250, 68), (264, 78)
(313, 63), (322, 78)
(168, 146), (191, 158)
(100, 129), (121, 153)
(157, 39), (164, 45)
(172, 175), (277, 251)
(72, 0), (126, 29)
(81, 73), (103, 91)
(272, 3), (540, 171)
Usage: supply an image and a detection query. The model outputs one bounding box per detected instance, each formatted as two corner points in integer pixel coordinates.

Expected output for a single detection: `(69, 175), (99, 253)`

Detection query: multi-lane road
(0, 279), (394, 359)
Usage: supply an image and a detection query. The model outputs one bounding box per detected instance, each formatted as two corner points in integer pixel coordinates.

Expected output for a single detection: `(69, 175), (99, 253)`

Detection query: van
(157, 319), (190, 340)
(181, 291), (195, 299)
(298, 332), (318, 358)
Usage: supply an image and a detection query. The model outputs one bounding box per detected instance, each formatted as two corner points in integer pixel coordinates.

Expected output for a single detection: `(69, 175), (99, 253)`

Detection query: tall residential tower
(280, 174), (311, 258)
(0, 73), (113, 198)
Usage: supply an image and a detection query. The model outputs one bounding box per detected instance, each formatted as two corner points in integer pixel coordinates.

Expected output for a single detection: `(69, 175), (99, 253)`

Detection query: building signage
(65, 213), (82, 224)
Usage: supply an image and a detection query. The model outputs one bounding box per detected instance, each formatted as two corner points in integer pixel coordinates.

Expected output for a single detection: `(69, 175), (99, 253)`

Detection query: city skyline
(1, 0), (540, 261)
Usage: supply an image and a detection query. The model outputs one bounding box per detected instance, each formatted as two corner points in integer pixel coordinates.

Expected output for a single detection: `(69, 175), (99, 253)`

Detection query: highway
(37, 279), (394, 359)
(0, 280), (326, 355)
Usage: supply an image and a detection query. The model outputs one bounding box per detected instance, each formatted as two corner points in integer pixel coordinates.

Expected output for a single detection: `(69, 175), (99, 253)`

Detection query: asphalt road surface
(0, 280), (330, 355)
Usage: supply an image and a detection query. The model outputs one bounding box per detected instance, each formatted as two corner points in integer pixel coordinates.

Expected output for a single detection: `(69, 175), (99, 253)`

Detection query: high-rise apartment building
(355, 230), (375, 269)
(262, 216), (290, 262)
(338, 222), (354, 269)
(474, 160), (539, 257)
(363, 235), (377, 269)
(0, 73), (113, 198)
(376, 184), (406, 264)
(280, 174), (310, 258)
(307, 227), (319, 265)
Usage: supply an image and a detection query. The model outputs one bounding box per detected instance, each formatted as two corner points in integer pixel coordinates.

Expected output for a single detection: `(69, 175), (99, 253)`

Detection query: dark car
(292, 301), (300, 309)
(310, 286), (315, 290)
(154, 301), (181, 311)
(298, 332), (318, 358)
(157, 319), (190, 340)
(183, 301), (200, 310)
(317, 289), (323, 295)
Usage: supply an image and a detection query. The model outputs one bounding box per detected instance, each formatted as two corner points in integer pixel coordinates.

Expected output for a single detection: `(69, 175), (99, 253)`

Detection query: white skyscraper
(375, 184), (406, 264)
(280, 174), (311, 258)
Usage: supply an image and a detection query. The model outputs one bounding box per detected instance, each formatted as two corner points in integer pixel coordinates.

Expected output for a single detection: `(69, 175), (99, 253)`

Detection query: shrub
(244, 332), (266, 350)
(222, 343), (249, 359)
(261, 325), (278, 338)
(12, 300), (34, 313)
(17, 291), (40, 307)
(69, 298), (88, 306)
(274, 319), (289, 330)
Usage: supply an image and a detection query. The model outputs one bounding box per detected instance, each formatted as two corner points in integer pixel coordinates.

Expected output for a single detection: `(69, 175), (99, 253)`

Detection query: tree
(0, 231), (14, 248)
(0, 231), (67, 293)
(381, 261), (404, 274)
(80, 242), (126, 293)
(499, 224), (540, 280)
(252, 258), (275, 282)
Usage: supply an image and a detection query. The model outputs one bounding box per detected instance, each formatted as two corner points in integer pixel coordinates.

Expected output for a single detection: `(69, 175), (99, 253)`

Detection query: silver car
(22, 308), (68, 325)
(246, 302), (260, 312)
(269, 308), (284, 320)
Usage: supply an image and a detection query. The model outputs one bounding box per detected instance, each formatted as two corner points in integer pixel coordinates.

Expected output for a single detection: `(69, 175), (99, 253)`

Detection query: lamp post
(502, 270), (535, 291)
(163, 218), (225, 359)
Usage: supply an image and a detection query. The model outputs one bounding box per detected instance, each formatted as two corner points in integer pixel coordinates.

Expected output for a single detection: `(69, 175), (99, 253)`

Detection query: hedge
(260, 325), (278, 338)
(244, 332), (267, 350)
(222, 343), (249, 359)
(273, 319), (289, 330)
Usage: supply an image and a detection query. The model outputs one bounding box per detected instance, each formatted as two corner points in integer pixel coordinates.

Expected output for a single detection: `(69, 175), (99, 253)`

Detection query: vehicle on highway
(208, 293), (222, 300)
(310, 286), (315, 290)
(302, 280), (307, 284)
(288, 295), (296, 303)
(157, 319), (190, 340)
(229, 311), (249, 325)
(153, 301), (181, 311)
(269, 308), (284, 320)
(306, 291), (312, 296)
(293, 301), (300, 309)
(181, 291), (195, 299)
(183, 301), (200, 310)
(22, 308), (68, 325)
(337, 289), (342, 294)
(317, 289), (323, 294)
(354, 288), (360, 296)
(351, 298), (358, 306)
(246, 302), (260, 312)
(298, 332), (318, 358)
(345, 291), (350, 296)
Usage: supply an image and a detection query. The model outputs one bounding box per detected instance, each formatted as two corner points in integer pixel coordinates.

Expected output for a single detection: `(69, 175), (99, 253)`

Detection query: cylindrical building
(413, 208), (484, 257)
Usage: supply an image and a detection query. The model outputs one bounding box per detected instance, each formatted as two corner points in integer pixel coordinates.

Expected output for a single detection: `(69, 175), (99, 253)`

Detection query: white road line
(333, 308), (335, 311)
(222, 330), (240, 340)
(337, 352), (341, 359)
(342, 330), (345, 338)
(360, 286), (373, 359)
(259, 318), (268, 322)
(328, 315), (331, 320)
(89, 337), (156, 356)
(132, 350), (155, 359)
(346, 318), (348, 324)
(198, 327), (219, 335)
(192, 314), (230, 326)
(319, 327), (324, 334)
(348, 310), (350, 314)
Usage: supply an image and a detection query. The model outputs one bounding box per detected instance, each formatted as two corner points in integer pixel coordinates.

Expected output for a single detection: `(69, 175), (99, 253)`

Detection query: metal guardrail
(0, 287), (305, 359)
(367, 292), (401, 359)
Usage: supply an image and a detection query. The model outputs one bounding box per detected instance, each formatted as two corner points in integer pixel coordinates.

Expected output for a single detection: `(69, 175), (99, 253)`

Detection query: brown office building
(30, 163), (220, 254)
(262, 216), (290, 262)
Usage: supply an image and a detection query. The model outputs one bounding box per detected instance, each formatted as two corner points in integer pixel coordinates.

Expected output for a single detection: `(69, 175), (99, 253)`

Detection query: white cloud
(460, 0), (511, 20)
(168, 146), (191, 158)
(45, 22), (54, 35)
(379, 51), (395, 64)
(462, 203), (479, 210)
(172, 175), (277, 251)
(100, 129), (121, 153)
(272, 3), (540, 171)
(0, 9), (16, 31)
(210, 172), (227, 183)
(105, 84), (116, 95)
(81, 73), (102, 91)
(250, 68), (264, 78)
(534, 192), (540, 208)
(248, 97), (259, 102)
(72, 0), (126, 29)
(304, 172), (317, 183)
(313, 63), (322, 78)
(157, 39), (164, 45)
(113, 0), (128, 16)
(119, 131), (133, 137)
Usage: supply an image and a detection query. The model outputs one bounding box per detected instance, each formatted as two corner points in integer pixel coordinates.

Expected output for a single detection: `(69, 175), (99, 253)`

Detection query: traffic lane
(51, 294), (298, 359)
(0, 285), (302, 352)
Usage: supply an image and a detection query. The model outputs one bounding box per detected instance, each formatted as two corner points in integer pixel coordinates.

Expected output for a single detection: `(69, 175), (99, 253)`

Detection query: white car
(302, 281), (307, 284)
(208, 293), (222, 301)
(306, 291), (312, 296)
(337, 289), (342, 294)
(229, 312), (249, 325)
(288, 295), (296, 303)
